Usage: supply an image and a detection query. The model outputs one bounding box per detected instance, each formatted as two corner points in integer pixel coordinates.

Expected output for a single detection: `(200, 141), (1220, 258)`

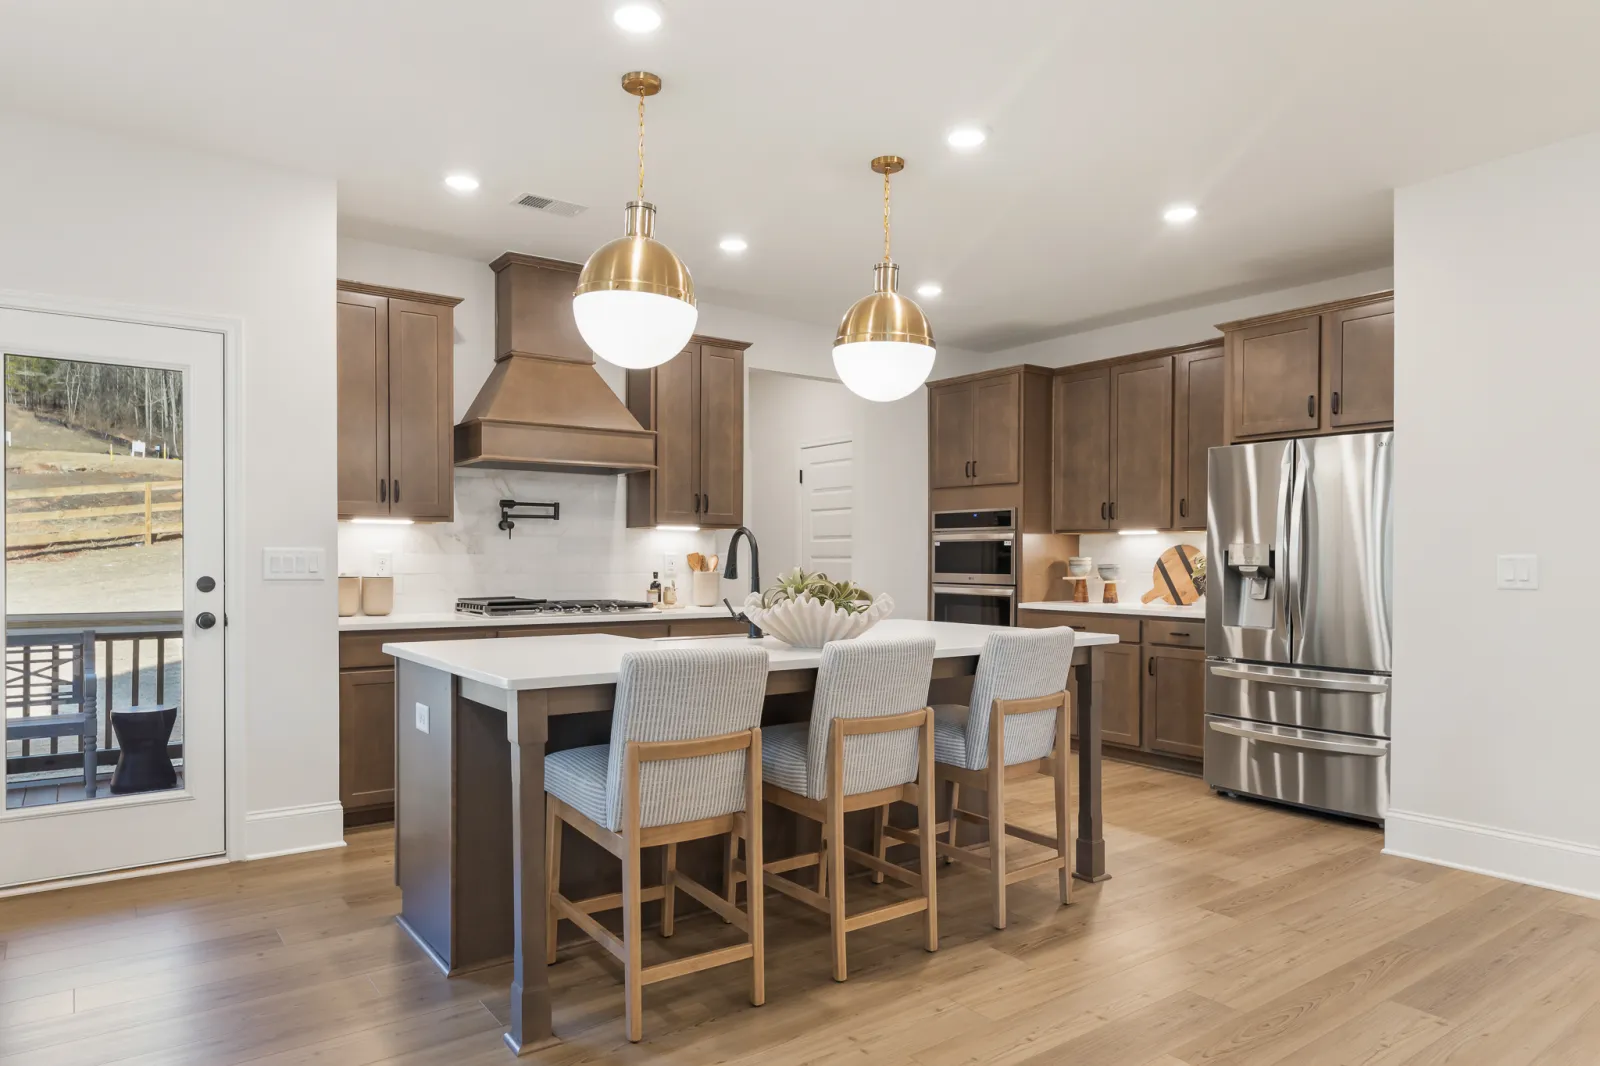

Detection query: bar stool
(930, 627), (1074, 929)
(750, 636), (937, 982)
(543, 646), (769, 1043)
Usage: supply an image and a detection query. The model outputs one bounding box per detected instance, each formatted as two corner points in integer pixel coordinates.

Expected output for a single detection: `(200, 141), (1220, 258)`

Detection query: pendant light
(832, 155), (936, 402)
(573, 72), (697, 370)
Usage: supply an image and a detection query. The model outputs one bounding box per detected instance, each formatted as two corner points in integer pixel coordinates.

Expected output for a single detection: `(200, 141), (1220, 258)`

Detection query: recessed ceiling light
(612, 2), (662, 33)
(946, 127), (987, 150)
(719, 236), (748, 254)
(444, 173), (480, 193)
(916, 282), (943, 298)
(1163, 203), (1198, 224)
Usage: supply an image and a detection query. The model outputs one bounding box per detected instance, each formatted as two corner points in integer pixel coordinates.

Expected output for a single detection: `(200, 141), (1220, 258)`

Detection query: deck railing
(4, 611), (184, 777)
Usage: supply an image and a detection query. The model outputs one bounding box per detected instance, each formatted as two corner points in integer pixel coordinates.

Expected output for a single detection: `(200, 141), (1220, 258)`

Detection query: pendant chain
(882, 169), (892, 262)
(637, 91), (646, 202)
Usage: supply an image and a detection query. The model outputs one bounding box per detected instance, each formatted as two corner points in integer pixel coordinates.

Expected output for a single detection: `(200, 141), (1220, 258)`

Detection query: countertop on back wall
(1018, 599), (1206, 621)
(338, 604), (738, 631)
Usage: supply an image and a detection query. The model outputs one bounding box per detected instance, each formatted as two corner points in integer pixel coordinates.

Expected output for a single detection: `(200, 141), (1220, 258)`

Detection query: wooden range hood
(454, 253), (657, 474)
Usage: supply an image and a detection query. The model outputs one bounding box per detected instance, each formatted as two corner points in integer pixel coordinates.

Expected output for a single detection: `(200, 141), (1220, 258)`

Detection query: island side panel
(395, 659), (457, 970)
(454, 688), (516, 970)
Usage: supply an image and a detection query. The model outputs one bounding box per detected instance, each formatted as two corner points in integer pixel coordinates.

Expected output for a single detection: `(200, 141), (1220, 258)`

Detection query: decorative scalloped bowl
(741, 592), (894, 648)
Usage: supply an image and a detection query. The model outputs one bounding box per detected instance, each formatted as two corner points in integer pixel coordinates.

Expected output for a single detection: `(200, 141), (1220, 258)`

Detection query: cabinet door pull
(693, 493), (701, 513)
(1332, 391), (1341, 415)
(379, 478), (386, 503)
(393, 479), (399, 503)
(1179, 498), (1187, 519)
(1169, 631), (1190, 638)
(1109, 501), (1117, 521)
(1100, 501), (1107, 521)
(972, 460), (978, 478)
(703, 493), (710, 514)
(1307, 394), (1316, 418)
(1148, 656), (1155, 676)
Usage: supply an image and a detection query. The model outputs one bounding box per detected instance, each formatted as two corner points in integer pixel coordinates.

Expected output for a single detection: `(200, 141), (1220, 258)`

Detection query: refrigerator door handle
(1207, 718), (1387, 757)
(1287, 443), (1310, 658)
(1277, 445), (1296, 637)
(1208, 663), (1389, 694)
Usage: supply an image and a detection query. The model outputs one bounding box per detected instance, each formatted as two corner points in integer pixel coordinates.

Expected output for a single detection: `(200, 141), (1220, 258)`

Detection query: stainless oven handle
(1208, 664), (1388, 694)
(932, 584), (1015, 597)
(1207, 718), (1386, 757)
(930, 531), (1016, 542)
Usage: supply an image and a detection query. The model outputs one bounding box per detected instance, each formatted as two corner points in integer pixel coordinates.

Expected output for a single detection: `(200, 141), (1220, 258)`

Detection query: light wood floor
(3, 761), (1598, 1065)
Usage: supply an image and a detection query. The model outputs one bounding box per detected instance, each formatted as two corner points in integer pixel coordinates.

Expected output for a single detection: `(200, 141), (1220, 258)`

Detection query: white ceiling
(4, 1), (1600, 351)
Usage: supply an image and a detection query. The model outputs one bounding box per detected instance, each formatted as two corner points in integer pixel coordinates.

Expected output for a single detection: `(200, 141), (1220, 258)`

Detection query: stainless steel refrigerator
(1204, 431), (1392, 822)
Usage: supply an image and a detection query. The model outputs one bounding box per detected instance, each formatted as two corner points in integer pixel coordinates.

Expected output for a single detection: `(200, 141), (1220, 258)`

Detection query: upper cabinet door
(1326, 300), (1394, 430)
(1232, 314), (1321, 439)
(386, 297), (455, 521)
(697, 344), (745, 528)
(653, 347), (700, 526)
(928, 382), (975, 488)
(1109, 356), (1174, 530)
(336, 292), (390, 518)
(1172, 346), (1224, 530)
(970, 372), (1021, 486)
(1051, 367), (1111, 531)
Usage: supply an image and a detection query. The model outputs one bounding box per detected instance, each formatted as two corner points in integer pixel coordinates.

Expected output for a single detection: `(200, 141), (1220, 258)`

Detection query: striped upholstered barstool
(751, 636), (938, 982)
(931, 627), (1075, 929)
(543, 646), (769, 1043)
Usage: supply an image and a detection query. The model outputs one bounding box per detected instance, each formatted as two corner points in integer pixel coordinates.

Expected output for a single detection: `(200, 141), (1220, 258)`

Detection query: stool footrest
(842, 897), (928, 933)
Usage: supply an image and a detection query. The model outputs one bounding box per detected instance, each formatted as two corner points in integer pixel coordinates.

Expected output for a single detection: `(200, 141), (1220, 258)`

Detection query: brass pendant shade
(835, 260), (933, 348)
(575, 199), (696, 305)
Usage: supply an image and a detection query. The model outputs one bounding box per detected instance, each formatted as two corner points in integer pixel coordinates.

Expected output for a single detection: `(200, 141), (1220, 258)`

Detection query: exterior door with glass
(0, 306), (224, 889)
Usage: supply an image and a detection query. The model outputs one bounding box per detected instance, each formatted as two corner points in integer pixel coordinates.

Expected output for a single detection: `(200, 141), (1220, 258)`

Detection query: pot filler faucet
(722, 526), (763, 638)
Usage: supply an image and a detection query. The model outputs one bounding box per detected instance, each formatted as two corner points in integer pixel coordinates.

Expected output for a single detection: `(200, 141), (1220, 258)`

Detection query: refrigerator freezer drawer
(1204, 715), (1389, 822)
(1206, 660), (1391, 737)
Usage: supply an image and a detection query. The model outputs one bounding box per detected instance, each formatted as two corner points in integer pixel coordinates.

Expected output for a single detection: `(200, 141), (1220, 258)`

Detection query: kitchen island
(384, 618), (1118, 1055)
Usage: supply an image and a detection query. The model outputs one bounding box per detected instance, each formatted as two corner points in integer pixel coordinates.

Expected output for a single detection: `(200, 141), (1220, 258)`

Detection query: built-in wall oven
(931, 509), (1017, 586)
(931, 509), (1017, 626)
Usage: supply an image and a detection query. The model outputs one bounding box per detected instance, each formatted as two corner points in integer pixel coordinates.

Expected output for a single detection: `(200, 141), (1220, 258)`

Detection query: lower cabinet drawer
(1145, 618), (1204, 648)
(1202, 715), (1389, 822)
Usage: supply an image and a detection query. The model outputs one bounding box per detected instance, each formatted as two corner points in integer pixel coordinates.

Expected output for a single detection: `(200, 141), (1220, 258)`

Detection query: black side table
(109, 704), (179, 794)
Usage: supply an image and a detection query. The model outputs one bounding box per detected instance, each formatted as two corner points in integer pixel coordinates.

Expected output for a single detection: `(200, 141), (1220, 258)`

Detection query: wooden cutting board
(1142, 545), (1203, 605)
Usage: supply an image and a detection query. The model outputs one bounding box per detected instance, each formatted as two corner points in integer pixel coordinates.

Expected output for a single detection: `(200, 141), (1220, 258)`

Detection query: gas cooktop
(455, 596), (657, 617)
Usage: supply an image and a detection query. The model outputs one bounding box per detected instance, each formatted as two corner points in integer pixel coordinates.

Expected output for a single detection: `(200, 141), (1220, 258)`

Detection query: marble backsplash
(337, 468), (719, 614)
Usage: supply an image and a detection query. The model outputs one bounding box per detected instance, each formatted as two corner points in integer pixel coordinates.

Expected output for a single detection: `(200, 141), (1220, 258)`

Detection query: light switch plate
(1496, 554), (1539, 590)
(262, 547), (325, 580)
(374, 550), (394, 578)
(414, 702), (429, 734)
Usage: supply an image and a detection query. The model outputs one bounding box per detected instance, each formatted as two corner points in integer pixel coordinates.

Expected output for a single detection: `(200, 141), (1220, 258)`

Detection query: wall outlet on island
(374, 550), (394, 578)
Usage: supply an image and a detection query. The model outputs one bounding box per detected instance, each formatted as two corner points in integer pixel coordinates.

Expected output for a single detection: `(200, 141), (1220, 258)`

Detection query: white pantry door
(798, 438), (854, 580)
(0, 306), (226, 889)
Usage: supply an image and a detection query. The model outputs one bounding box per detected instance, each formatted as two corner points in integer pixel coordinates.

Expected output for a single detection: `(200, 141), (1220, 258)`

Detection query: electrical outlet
(1496, 554), (1539, 590)
(414, 702), (429, 734)
(374, 550), (394, 578)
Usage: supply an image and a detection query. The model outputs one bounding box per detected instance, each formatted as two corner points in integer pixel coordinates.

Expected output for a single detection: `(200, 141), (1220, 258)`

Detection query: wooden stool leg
(817, 821), (830, 895)
(828, 787), (848, 982)
(662, 842), (678, 937)
(1054, 725), (1071, 906)
(942, 780), (960, 864)
(623, 837), (644, 1042)
(871, 804), (888, 885)
(919, 713), (939, 952)
(544, 800), (561, 964)
(723, 832), (739, 921)
(989, 760), (1007, 930)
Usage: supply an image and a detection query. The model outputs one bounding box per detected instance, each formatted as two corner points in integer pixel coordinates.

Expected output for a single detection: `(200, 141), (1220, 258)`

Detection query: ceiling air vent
(513, 193), (587, 218)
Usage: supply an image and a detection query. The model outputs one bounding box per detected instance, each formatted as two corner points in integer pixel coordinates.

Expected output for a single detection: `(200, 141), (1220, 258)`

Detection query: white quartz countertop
(339, 603), (736, 631)
(1018, 599), (1206, 621)
(384, 618), (1119, 692)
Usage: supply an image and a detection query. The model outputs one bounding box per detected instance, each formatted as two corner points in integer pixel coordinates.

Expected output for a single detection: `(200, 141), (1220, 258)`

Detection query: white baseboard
(1384, 809), (1600, 901)
(242, 801), (347, 860)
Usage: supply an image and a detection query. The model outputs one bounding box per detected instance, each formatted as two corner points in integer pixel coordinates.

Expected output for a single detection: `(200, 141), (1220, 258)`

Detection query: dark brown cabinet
(1142, 644), (1206, 759)
(1173, 344), (1225, 530)
(928, 371), (1021, 488)
(1050, 367), (1111, 531)
(1051, 355), (1175, 532)
(1326, 299), (1394, 430)
(339, 667), (396, 816)
(1097, 643), (1144, 748)
(1220, 292), (1394, 443)
(626, 336), (749, 529)
(337, 283), (460, 522)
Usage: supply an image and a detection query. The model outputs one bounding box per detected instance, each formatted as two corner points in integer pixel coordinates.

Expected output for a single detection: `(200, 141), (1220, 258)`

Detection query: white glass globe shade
(573, 289), (698, 370)
(832, 340), (936, 403)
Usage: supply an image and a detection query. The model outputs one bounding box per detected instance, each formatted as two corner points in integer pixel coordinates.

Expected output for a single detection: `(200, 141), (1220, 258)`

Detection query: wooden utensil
(1142, 545), (1203, 605)
(687, 552), (706, 572)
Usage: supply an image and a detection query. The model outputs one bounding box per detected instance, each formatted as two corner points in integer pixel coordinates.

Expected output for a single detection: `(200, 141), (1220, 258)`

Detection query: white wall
(0, 113), (341, 858)
(1388, 130), (1600, 898)
(972, 267), (1395, 371)
(746, 370), (929, 619)
(1071, 532), (1206, 605)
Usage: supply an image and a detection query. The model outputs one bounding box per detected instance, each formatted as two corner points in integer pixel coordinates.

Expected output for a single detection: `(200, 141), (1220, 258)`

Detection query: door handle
(1109, 501), (1116, 521)
(1207, 664), (1389, 694)
(1179, 498), (1187, 519)
(694, 493), (701, 513)
(1332, 391), (1341, 415)
(393, 479), (400, 503)
(1207, 718), (1387, 757)
(1147, 656), (1155, 676)
(1100, 501), (1107, 521)
(1307, 394), (1316, 418)
(703, 493), (710, 514)
(196, 612), (217, 630)
(379, 478), (386, 503)
(971, 460), (977, 478)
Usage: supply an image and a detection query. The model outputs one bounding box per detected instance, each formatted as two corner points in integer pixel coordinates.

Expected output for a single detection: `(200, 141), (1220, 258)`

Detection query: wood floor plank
(1, 764), (1597, 1066)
